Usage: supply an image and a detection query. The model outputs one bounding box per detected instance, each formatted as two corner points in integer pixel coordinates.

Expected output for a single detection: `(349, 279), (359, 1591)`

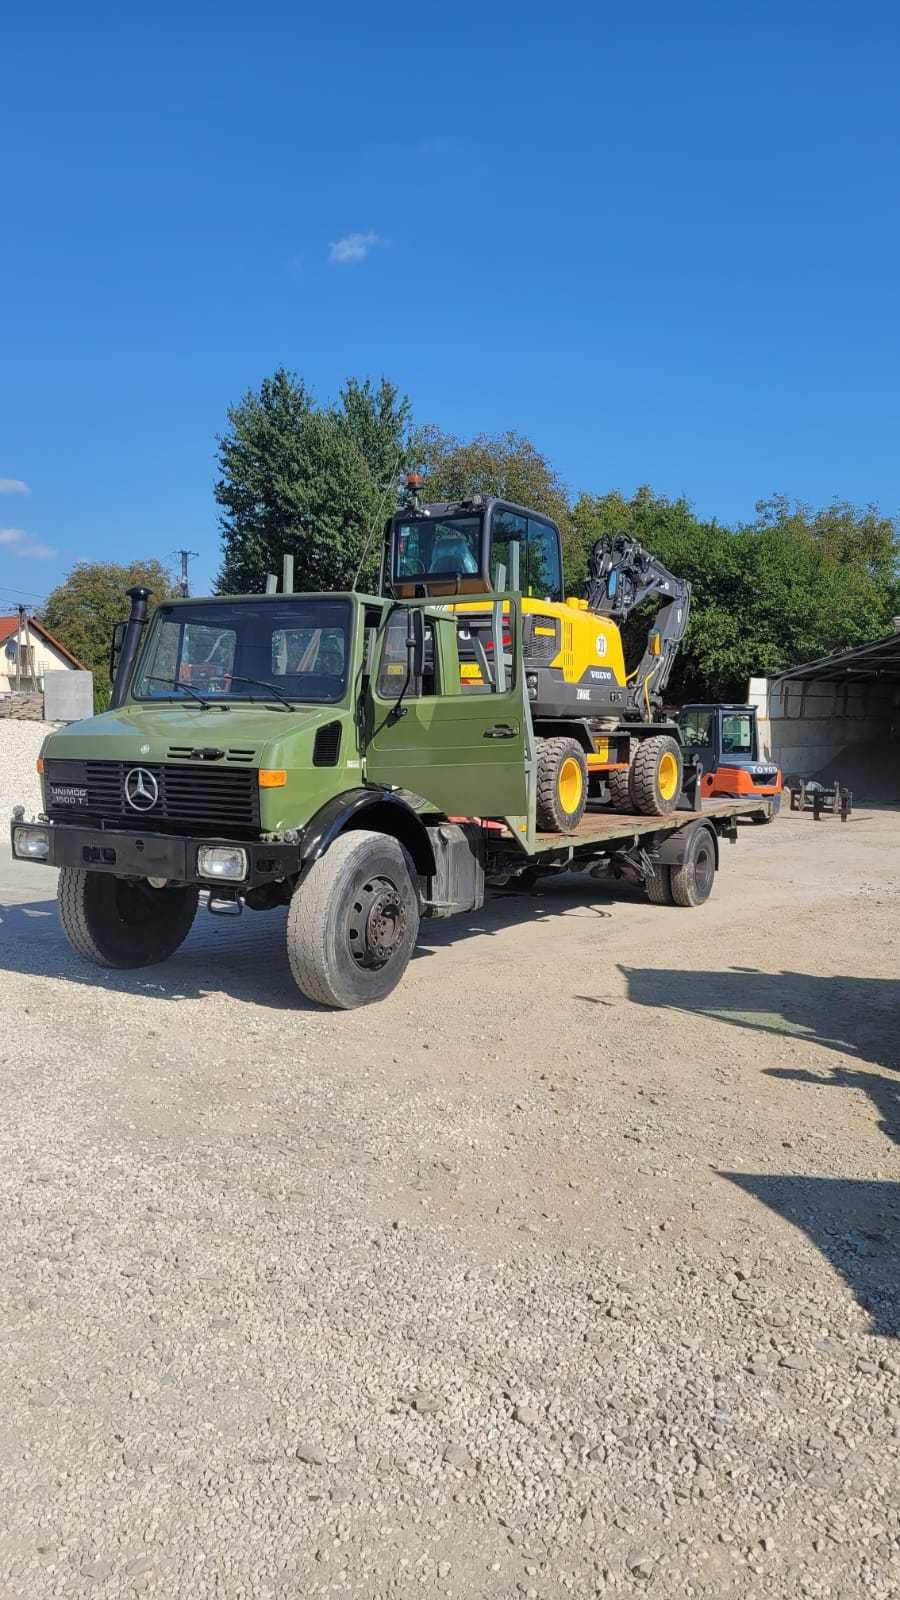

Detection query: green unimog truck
(9, 585), (769, 1008)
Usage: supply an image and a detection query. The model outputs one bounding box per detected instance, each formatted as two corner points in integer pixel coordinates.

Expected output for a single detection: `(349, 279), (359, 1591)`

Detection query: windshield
(132, 598), (352, 704)
(393, 516), (482, 581)
(721, 713), (754, 755)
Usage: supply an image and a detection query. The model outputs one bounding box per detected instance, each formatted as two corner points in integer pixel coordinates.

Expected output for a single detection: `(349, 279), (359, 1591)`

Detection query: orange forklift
(676, 703), (782, 823)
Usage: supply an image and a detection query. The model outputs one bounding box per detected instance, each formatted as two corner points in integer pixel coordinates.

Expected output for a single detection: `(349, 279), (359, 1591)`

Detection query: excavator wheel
(629, 735), (683, 817)
(536, 737), (589, 833)
(607, 738), (636, 812)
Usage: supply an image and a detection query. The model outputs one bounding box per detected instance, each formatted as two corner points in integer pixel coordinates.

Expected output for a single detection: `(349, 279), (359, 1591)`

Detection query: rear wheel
(645, 863), (674, 905)
(287, 830), (420, 1009)
(630, 735), (683, 817)
(670, 825), (716, 907)
(607, 738), (636, 812)
(535, 737), (589, 833)
(57, 868), (198, 967)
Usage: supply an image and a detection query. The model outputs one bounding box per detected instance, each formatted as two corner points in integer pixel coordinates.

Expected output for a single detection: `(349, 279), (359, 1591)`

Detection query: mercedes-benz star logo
(124, 767), (159, 812)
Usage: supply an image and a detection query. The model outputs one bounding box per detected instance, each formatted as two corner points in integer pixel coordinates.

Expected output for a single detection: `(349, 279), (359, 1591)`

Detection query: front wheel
(535, 737), (589, 833)
(287, 830), (420, 1009)
(57, 869), (199, 968)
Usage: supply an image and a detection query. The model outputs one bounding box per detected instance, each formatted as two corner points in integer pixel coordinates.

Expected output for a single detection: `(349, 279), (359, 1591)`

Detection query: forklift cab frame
(677, 703), (760, 772)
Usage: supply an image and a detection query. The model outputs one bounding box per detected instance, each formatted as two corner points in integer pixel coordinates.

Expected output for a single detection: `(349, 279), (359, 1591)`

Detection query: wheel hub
(348, 877), (407, 969)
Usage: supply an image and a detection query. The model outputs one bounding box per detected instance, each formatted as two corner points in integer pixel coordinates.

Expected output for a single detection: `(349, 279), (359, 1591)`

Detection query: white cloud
(0, 527), (58, 559)
(0, 478), (29, 495)
(328, 230), (382, 265)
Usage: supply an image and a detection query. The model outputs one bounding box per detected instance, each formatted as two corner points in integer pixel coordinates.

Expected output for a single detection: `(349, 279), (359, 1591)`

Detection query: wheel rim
(348, 876), (407, 971)
(558, 756), (584, 813)
(658, 751), (679, 801)
(694, 842), (715, 897)
(113, 879), (172, 928)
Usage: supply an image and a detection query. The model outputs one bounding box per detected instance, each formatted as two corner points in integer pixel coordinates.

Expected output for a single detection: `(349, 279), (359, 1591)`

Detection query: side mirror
(109, 620), (126, 684)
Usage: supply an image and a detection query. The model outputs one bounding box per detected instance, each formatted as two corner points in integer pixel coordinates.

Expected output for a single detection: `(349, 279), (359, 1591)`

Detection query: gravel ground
(0, 749), (898, 1598)
(0, 717), (52, 821)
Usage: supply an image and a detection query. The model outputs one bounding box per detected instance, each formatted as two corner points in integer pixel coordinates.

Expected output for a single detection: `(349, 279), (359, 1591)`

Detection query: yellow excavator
(382, 479), (692, 834)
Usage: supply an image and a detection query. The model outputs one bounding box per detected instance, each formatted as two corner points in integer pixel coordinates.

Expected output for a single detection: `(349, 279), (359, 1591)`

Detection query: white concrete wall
(749, 674), (900, 801)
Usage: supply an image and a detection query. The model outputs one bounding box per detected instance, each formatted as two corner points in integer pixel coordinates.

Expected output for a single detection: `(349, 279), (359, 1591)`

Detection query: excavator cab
(386, 493), (564, 603)
(382, 481), (694, 834)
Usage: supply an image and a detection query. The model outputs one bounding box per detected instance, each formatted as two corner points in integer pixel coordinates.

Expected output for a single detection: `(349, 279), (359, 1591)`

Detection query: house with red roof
(0, 615), (88, 693)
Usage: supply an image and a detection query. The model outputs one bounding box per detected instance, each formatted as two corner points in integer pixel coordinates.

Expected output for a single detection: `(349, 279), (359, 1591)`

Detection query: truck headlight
(13, 825), (50, 860)
(197, 845), (248, 882)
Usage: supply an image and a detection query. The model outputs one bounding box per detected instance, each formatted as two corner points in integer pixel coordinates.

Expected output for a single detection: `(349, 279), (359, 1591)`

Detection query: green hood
(42, 701), (343, 768)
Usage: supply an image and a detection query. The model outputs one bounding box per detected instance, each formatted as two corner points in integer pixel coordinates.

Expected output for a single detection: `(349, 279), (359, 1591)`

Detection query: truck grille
(43, 759), (260, 836)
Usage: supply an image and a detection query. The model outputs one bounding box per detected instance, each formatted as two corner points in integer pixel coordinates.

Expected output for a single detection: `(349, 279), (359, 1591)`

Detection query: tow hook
(207, 893), (243, 917)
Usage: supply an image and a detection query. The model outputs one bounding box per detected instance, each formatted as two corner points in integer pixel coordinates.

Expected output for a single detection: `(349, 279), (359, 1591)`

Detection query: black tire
(57, 868), (198, 968)
(645, 864), (674, 905)
(670, 825), (716, 907)
(535, 736), (589, 833)
(630, 735), (683, 817)
(287, 830), (420, 1009)
(607, 738), (636, 812)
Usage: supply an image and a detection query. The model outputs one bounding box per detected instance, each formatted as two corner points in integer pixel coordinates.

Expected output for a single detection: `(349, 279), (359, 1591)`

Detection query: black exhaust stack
(110, 585), (152, 708)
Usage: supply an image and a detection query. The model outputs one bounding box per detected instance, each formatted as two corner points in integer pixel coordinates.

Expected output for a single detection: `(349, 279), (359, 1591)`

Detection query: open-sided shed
(751, 626), (900, 803)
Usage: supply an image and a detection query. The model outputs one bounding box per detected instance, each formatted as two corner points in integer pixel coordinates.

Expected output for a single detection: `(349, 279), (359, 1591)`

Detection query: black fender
(654, 819), (719, 870)
(300, 788), (437, 877)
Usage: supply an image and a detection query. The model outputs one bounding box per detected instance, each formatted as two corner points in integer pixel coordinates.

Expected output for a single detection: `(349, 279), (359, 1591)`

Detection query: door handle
(484, 724), (518, 739)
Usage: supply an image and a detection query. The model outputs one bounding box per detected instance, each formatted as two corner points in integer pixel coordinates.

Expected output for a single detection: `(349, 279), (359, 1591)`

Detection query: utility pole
(15, 605), (24, 691)
(175, 549), (199, 598)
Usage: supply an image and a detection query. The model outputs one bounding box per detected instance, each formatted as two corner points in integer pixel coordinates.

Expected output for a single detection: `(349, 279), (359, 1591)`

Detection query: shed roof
(776, 627), (900, 685)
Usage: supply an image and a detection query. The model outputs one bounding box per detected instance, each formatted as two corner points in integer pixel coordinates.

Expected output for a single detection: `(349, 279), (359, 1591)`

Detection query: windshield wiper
(144, 675), (217, 710)
(224, 674), (297, 710)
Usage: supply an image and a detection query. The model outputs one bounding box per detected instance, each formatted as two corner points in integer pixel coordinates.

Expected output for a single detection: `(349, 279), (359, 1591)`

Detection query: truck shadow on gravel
(620, 963), (900, 1338)
(618, 964), (900, 1073)
(0, 881), (624, 1009)
(721, 1173), (900, 1339)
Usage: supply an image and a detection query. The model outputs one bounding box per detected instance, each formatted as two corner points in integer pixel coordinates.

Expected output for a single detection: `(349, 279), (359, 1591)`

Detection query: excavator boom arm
(585, 534), (691, 704)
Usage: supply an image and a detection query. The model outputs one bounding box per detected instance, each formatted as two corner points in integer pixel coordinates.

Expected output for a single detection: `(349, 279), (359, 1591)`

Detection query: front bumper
(9, 818), (301, 889)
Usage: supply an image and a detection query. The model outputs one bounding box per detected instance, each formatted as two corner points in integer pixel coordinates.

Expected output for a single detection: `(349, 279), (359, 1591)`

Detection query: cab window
(376, 613), (438, 697)
(679, 709), (714, 748)
(489, 509), (562, 601)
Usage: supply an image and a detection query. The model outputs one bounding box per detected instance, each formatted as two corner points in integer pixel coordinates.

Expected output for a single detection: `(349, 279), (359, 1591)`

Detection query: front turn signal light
(35, 757), (44, 775)
(258, 769), (287, 788)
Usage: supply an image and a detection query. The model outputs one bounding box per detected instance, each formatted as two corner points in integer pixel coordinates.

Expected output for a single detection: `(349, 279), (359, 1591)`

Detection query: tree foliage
(215, 370), (416, 595)
(420, 427), (574, 543)
(571, 488), (900, 700)
(213, 369), (899, 701)
(41, 560), (178, 709)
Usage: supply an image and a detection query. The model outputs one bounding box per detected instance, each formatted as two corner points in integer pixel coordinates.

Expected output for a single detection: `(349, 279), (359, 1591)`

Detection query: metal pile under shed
(764, 625), (900, 803)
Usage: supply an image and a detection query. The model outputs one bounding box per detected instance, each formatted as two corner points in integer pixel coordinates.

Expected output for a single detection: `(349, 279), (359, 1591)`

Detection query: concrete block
(43, 670), (94, 723)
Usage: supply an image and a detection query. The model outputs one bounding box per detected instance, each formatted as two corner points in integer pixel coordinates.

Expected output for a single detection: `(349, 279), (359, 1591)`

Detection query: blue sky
(2, 0), (899, 604)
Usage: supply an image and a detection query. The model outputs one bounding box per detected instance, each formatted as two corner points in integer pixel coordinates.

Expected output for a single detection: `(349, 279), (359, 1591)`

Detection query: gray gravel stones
(1, 808), (899, 1597)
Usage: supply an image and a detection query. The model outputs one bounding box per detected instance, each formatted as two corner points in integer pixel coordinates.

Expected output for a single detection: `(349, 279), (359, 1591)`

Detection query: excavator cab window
(394, 517), (481, 581)
(490, 508), (563, 601)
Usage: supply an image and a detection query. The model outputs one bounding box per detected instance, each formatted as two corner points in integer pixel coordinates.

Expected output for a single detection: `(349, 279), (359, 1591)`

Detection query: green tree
(420, 428), (575, 553)
(571, 488), (900, 700)
(41, 560), (178, 709)
(216, 369), (417, 595)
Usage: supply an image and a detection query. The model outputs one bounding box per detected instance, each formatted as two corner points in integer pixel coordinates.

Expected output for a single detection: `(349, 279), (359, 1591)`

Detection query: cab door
(364, 600), (530, 822)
